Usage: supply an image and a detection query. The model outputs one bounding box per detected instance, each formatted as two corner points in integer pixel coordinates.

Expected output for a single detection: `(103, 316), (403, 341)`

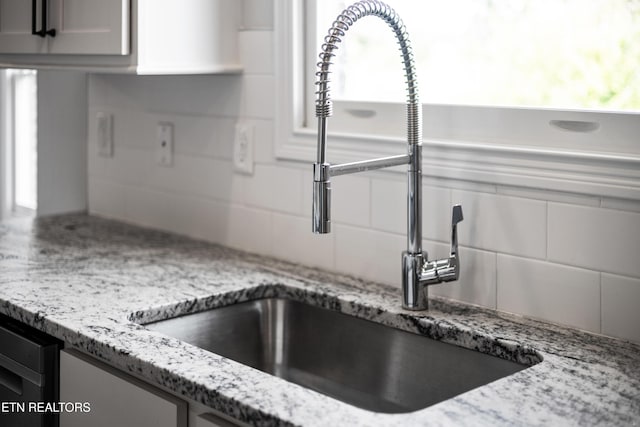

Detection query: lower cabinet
(190, 408), (242, 427)
(59, 349), (244, 427)
(60, 349), (187, 427)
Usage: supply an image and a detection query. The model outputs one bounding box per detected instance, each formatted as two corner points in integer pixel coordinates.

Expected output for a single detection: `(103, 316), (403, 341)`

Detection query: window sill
(274, 0), (640, 202)
(276, 126), (640, 201)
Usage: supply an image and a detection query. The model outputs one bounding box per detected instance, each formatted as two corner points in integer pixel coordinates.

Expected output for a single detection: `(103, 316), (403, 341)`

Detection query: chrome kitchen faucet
(312, 0), (464, 310)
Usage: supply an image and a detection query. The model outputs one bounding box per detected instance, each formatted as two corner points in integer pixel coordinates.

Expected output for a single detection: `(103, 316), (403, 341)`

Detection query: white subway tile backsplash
(272, 213), (334, 271)
(371, 178), (404, 234)
(423, 185), (452, 242)
(453, 190), (547, 258)
(428, 243), (497, 309)
(147, 75), (243, 117)
(250, 119), (275, 164)
(91, 74), (243, 117)
(497, 185), (601, 207)
(334, 225), (405, 287)
(87, 74), (108, 106)
(242, 165), (303, 214)
(601, 197), (640, 214)
(88, 75), (142, 111)
(548, 203), (640, 278)
(223, 205), (273, 256)
(123, 186), (186, 233)
(90, 146), (151, 186)
(153, 114), (235, 160)
(242, 0), (273, 30)
(179, 197), (234, 245)
(424, 175), (496, 195)
(497, 255), (601, 332)
(86, 39), (640, 343)
(332, 175), (371, 227)
(87, 107), (151, 151)
(371, 178), (450, 241)
(142, 193), (233, 245)
(242, 75), (276, 119)
(91, 109), (213, 159)
(87, 177), (126, 220)
(601, 274), (640, 343)
(148, 155), (238, 203)
(239, 31), (274, 74)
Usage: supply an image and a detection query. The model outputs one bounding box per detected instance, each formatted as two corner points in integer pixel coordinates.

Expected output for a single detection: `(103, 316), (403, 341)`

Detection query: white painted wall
(86, 0), (640, 344)
(38, 70), (87, 216)
(0, 71), (12, 220)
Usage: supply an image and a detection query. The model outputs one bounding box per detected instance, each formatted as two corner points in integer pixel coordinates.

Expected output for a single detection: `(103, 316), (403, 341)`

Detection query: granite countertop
(0, 214), (638, 426)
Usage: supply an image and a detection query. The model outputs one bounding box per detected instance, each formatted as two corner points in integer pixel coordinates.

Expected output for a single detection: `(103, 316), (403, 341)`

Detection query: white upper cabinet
(49, 0), (129, 55)
(0, 0), (128, 55)
(0, 0), (241, 74)
(0, 0), (48, 53)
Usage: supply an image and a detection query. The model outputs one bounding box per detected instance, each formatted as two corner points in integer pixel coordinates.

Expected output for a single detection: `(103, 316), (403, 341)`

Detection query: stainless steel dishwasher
(0, 313), (61, 427)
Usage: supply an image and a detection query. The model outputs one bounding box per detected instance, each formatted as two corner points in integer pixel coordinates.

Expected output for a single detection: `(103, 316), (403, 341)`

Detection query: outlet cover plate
(233, 123), (254, 175)
(96, 112), (113, 158)
(156, 122), (174, 167)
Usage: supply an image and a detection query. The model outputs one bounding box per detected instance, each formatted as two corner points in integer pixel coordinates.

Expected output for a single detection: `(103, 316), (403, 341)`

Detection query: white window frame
(275, 0), (640, 201)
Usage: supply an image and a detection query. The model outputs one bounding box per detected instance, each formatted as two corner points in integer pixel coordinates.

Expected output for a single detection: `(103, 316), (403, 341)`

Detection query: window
(275, 1), (640, 201)
(315, 0), (640, 110)
(0, 69), (38, 217)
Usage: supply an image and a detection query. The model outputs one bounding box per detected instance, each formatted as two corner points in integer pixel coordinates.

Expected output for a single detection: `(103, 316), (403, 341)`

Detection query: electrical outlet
(96, 112), (113, 158)
(156, 122), (173, 167)
(233, 123), (254, 175)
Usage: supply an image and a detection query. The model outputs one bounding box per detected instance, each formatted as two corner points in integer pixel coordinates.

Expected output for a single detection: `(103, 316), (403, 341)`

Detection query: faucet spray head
(312, 163), (331, 233)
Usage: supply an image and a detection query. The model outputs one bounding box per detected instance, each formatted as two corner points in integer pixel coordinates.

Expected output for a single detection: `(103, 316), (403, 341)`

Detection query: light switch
(233, 123), (254, 175)
(156, 122), (173, 167)
(96, 112), (113, 158)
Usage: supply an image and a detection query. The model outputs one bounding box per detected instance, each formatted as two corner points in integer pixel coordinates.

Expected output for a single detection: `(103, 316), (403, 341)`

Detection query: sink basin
(143, 298), (533, 413)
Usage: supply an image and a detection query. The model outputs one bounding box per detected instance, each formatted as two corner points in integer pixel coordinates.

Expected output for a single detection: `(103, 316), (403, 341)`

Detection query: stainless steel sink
(144, 298), (533, 413)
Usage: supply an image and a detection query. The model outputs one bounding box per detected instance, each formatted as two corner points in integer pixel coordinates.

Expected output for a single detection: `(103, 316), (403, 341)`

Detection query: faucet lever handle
(450, 204), (463, 257)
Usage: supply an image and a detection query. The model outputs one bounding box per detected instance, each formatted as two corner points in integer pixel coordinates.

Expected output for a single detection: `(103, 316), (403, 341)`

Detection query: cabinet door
(193, 412), (241, 427)
(48, 0), (129, 55)
(59, 349), (187, 427)
(0, 0), (47, 53)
